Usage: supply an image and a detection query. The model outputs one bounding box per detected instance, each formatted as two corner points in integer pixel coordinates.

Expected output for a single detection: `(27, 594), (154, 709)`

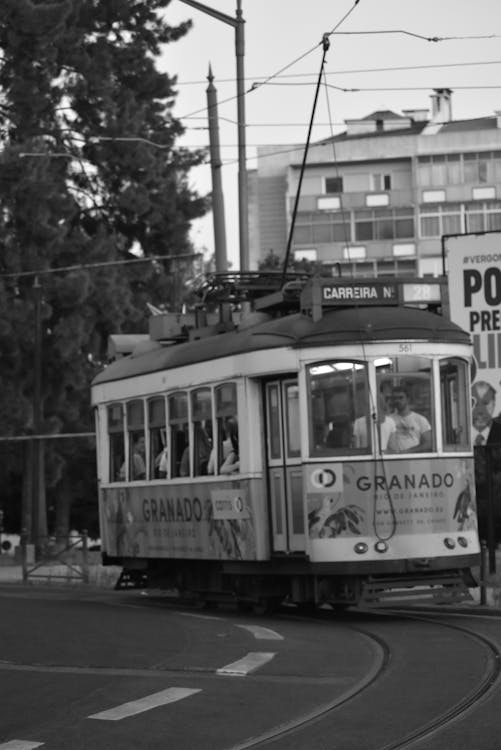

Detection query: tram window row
(107, 381), (239, 483)
(308, 354), (470, 457)
(103, 354), (470, 485)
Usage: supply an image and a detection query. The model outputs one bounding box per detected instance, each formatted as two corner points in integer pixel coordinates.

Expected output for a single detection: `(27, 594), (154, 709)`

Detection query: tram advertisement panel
(100, 483), (257, 560)
(306, 457), (477, 540)
(446, 231), (501, 443)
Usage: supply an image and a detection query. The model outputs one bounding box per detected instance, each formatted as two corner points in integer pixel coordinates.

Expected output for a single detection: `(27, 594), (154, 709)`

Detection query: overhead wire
(174, 58), (501, 87)
(316, 38), (398, 541)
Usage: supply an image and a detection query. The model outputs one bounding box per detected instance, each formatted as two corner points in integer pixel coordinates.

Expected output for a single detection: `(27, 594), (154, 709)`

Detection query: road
(0, 586), (379, 750)
(1, 585), (501, 750)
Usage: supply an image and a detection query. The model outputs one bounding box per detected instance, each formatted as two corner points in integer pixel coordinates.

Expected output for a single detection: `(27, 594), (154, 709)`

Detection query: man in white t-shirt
(386, 385), (432, 453)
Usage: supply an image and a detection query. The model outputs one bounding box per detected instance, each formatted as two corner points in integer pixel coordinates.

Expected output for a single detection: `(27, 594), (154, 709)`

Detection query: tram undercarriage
(111, 554), (478, 610)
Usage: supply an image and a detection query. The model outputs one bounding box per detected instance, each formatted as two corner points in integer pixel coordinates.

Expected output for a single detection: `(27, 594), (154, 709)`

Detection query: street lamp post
(177, 0), (249, 272)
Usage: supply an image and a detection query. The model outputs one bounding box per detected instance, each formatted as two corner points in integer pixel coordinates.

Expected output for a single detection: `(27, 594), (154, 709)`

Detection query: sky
(158, 0), (501, 270)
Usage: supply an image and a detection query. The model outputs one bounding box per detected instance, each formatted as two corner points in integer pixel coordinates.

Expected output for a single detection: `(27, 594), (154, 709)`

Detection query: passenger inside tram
(386, 384), (432, 453)
(219, 416), (240, 474)
(118, 434), (146, 481)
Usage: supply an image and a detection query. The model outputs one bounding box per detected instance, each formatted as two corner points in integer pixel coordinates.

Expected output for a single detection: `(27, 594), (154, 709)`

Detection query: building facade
(247, 89), (501, 277)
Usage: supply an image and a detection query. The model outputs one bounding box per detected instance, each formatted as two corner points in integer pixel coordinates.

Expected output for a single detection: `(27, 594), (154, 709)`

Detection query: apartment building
(247, 89), (501, 276)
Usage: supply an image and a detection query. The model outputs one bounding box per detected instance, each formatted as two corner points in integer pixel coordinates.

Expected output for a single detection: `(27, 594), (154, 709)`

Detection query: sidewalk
(0, 557), (121, 588)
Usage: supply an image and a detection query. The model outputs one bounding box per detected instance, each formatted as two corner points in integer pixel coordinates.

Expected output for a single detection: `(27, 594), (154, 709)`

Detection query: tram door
(265, 379), (305, 553)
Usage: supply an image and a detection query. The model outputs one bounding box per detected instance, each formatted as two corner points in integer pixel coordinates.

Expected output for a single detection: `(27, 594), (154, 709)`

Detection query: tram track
(368, 609), (501, 750)
(221, 606), (501, 750)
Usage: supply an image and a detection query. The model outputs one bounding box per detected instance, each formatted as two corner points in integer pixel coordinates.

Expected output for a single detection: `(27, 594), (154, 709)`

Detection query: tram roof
(92, 305), (470, 386)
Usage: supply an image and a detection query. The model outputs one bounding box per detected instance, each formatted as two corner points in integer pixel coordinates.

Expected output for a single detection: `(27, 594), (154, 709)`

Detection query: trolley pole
(177, 0), (249, 271)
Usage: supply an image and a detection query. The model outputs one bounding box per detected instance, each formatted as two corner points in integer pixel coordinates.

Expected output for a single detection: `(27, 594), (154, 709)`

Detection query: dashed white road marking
(0, 742), (44, 749)
(216, 652), (276, 676)
(88, 687), (201, 721)
(237, 625), (284, 641)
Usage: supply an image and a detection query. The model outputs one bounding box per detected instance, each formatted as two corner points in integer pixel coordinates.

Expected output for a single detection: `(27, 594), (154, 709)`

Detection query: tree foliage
(0, 0), (209, 534)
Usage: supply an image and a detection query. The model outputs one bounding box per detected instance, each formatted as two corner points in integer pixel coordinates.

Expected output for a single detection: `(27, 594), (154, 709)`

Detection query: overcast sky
(158, 0), (501, 269)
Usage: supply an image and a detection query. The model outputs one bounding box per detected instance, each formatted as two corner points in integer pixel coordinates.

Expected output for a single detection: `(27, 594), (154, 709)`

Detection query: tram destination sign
(321, 281), (398, 306)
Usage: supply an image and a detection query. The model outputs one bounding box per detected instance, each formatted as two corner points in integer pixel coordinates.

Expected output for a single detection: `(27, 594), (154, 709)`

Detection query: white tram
(91, 275), (480, 608)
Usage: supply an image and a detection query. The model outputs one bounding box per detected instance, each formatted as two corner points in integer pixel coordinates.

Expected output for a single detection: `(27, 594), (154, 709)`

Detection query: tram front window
(308, 361), (370, 457)
(440, 357), (470, 450)
(376, 356), (434, 453)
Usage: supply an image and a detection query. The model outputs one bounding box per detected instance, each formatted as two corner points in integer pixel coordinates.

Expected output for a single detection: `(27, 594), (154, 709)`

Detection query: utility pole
(177, 0), (249, 271)
(32, 276), (47, 550)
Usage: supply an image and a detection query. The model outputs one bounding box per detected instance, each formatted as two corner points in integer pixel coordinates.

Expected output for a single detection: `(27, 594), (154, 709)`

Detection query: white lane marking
(0, 743), (44, 749)
(237, 625), (284, 641)
(216, 652), (276, 676)
(177, 611), (222, 621)
(88, 687), (201, 721)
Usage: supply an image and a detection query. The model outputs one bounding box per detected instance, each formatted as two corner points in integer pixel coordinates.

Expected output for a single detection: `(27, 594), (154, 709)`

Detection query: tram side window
(307, 361), (370, 457)
(210, 383), (239, 474)
(440, 358), (470, 450)
(149, 397), (167, 478)
(192, 388), (213, 476)
(122, 400), (146, 481)
(108, 403), (124, 482)
(285, 382), (300, 458)
(377, 356), (434, 453)
(169, 392), (189, 477)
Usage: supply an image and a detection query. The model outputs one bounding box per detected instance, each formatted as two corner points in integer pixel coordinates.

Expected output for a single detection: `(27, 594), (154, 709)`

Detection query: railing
(21, 530), (90, 584)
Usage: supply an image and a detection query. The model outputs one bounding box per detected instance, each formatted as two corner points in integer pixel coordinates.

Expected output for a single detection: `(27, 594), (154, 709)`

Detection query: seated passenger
(155, 446), (168, 478)
(220, 416), (239, 474)
(118, 435), (146, 481)
(324, 416), (352, 449)
(386, 385), (432, 453)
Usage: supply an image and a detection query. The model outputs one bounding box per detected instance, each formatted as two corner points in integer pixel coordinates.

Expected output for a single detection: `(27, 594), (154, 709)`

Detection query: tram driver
(386, 384), (432, 453)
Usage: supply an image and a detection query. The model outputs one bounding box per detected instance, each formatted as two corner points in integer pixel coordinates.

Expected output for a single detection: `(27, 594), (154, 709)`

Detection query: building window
(465, 201), (501, 233)
(294, 211), (351, 245)
(354, 208), (414, 242)
(371, 173), (391, 191)
(419, 203), (462, 238)
(325, 176), (343, 194)
(418, 153), (462, 186)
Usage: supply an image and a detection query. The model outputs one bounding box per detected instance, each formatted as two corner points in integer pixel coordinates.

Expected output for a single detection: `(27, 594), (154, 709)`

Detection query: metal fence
(21, 530), (90, 584)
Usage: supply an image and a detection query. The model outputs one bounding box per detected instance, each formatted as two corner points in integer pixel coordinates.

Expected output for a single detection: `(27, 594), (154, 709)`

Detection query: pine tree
(0, 0), (208, 538)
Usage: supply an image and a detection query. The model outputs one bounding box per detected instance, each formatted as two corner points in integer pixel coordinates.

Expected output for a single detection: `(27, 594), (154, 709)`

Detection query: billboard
(446, 231), (501, 445)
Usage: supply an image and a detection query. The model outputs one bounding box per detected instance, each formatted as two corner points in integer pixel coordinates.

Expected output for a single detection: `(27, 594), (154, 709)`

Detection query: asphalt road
(2, 585), (501, 750)
(0, 586), (380, 750)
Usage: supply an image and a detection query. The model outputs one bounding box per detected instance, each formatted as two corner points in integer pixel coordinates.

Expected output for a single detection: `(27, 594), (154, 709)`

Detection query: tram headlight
(457, 536), (468, 548)
(444, 537), (456, 549)
(375, 540), (388, 553)
(354, 542), (369, 554)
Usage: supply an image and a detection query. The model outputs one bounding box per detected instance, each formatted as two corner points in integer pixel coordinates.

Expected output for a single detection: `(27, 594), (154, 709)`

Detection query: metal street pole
(32, 276), (47, 551)
(206, 65), (228, 272)
(177, 0), (249, 271)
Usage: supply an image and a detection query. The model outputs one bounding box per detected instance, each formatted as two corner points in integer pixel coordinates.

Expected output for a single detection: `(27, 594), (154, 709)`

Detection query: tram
(91, 274), (480, 608)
